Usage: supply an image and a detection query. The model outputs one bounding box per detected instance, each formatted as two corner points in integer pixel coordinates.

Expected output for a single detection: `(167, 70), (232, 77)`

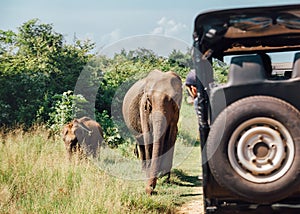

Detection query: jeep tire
(207, 96), (300, 203)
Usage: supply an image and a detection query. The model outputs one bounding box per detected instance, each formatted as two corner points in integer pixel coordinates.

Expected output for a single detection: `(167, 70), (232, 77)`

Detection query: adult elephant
(62, 117), (104, 159)
(122, 70), (183, 195)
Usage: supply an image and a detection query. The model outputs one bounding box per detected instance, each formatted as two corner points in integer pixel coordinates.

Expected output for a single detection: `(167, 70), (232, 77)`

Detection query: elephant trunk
(146, 111), (167, 195)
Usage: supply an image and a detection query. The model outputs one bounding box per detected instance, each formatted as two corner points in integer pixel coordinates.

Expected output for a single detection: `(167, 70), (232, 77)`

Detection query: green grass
(0, 101), (202, 213)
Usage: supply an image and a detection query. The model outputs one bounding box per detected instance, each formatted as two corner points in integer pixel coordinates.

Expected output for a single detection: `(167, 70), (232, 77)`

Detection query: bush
(47, 91), (88, 135)
(96, 110), (125, 148)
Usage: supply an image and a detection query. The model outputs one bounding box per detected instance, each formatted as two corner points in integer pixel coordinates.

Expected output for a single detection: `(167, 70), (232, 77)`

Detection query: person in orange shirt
(185, 69), (198, 109)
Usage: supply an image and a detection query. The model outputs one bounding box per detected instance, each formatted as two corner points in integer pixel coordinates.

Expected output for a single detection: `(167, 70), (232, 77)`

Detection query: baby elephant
(62, 117), (104, 159)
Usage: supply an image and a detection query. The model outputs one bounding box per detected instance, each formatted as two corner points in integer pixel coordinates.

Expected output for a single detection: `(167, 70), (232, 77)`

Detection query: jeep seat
(227, 55), (266, 86)
(292, 52), (300, 78)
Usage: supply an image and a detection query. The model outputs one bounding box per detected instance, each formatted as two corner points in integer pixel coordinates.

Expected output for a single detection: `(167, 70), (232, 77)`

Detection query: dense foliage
(0, 19), (228, 146)
(0, 19), (93, 126)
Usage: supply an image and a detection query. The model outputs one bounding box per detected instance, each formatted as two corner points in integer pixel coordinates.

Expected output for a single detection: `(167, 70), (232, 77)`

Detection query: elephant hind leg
(134, 144), (139, 158)
(138, 144), (147, 170)
(135, 134), (148, 170)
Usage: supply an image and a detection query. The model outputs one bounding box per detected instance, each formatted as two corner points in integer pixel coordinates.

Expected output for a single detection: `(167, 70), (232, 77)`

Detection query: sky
(1, 0), (300, 57)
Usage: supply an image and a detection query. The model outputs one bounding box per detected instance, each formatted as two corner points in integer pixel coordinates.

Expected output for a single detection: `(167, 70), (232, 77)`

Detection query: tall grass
(0, 101), (201, 213)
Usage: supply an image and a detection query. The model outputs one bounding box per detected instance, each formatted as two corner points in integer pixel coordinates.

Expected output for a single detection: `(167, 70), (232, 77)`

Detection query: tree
(168, 49), (193, 69)
(0, 19), (94, 126)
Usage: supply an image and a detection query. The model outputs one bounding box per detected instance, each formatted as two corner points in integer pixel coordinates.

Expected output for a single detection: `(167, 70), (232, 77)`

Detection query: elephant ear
(62, 123), (71, 135)
(173, 92), (183, 110)
(62, 122), (74, 142)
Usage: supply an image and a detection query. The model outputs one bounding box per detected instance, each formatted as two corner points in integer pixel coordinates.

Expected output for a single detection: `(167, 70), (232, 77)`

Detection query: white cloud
(157, 17), (167, 26)
(150, 17), (187, 37)
(100, 29), (121, 45)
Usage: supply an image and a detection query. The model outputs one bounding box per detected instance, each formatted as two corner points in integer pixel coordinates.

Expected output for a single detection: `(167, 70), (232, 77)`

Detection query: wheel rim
(228, 117), (295, 183)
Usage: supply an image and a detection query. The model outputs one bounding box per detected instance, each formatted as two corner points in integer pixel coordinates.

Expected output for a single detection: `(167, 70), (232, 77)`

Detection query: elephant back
(145, 70), (183, 108)
(78, 117), (104, 139)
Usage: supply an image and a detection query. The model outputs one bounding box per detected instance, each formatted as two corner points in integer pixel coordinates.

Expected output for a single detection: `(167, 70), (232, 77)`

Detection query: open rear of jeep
(193, 4), (300, 213)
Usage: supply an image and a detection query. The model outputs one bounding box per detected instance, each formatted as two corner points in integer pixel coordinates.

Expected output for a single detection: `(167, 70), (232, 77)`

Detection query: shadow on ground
(169, 168), (202, 188)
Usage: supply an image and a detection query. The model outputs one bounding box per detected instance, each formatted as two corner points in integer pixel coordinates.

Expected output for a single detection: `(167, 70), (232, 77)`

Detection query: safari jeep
(192, 4), (300, 213)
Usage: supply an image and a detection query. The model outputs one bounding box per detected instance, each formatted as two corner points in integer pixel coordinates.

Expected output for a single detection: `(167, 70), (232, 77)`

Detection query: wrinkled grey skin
(123, 70), (182, 195)
(62, 117), (104, 159)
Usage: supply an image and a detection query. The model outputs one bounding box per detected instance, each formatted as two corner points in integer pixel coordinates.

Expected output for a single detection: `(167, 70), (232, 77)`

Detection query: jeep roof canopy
(194, 4), (300, 59)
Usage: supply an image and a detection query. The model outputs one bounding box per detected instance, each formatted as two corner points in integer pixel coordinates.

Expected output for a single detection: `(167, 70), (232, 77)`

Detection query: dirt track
(176, 187), (204, 214)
